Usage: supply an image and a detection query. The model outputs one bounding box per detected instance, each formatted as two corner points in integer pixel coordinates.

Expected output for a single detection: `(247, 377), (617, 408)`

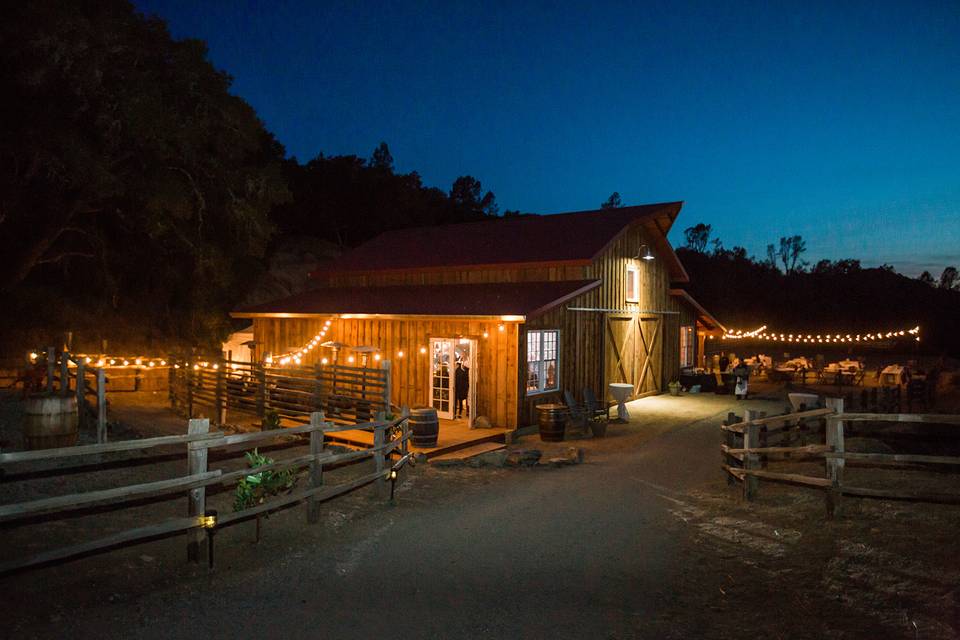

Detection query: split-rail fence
(0, 411), (411, 575)
(721, 398), (960, 516)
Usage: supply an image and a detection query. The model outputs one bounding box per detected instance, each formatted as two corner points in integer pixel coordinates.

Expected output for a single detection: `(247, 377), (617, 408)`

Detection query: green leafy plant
(262, 409), (281, 430)
(233, 449), (297, 512)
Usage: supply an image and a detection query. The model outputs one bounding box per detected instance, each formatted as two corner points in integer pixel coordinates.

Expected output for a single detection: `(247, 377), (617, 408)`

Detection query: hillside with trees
(0, 1), (505, 352)
(675, 224), (960, 357)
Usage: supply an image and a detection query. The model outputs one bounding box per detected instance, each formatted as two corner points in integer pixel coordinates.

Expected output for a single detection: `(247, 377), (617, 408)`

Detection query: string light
(269, 317), (337, 366)
(723, 325), (920, 343)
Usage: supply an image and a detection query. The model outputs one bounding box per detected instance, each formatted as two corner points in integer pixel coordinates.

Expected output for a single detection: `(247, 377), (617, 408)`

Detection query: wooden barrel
(537, 404), (568, 442)
(23, 394), (79, 450)
(409, 407), (439, 448)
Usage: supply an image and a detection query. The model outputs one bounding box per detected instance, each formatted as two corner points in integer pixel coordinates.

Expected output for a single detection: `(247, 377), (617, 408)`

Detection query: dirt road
(5, 394), (953, 639)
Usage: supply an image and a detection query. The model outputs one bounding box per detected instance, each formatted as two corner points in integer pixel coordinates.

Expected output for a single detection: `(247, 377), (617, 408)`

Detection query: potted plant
(668, 380), (681, 396)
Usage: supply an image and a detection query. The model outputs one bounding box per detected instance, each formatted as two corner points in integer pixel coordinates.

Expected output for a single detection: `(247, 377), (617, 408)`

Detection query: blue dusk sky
(133, 0), (960, 277)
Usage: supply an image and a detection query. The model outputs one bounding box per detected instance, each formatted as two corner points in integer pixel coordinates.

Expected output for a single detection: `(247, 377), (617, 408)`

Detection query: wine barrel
(409, 407), (439, 448)
(23, 394), (79, 450)
(537, 404), (568, 442)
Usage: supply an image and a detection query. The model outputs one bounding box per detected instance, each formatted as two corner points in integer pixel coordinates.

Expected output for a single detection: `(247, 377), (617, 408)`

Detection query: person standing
(454, 360), (469, 418)
(732, 358), (751, 400)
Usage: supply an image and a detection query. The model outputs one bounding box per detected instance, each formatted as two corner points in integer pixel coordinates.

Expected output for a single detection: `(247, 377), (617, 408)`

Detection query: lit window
(626, 265), (640, 303)
(526, 330), (559, 394)
(680, 326), (695, 368)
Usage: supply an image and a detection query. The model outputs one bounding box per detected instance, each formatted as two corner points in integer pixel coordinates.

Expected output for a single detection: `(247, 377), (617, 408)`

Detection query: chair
(563, 389), (589, 432)
(582, 387), (609, 422)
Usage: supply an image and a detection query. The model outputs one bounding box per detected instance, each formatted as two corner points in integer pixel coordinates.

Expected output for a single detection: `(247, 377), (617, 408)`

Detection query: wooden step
(429, 442), (505, 463)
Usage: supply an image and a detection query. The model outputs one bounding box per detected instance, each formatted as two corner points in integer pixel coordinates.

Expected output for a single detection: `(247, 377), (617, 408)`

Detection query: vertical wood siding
(253, 317), (519, 429)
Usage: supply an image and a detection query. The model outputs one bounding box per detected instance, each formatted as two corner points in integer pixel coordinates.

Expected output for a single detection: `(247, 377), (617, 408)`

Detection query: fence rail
(0, 411), (411, 575)
(170, 358), (392, 428)
(721, 398), (960, 516)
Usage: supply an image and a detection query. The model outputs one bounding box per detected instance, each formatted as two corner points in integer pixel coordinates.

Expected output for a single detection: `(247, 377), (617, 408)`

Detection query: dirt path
(3, 393), (957, 639)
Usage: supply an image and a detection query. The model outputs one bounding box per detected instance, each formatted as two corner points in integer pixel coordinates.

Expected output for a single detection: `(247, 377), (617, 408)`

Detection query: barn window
(526, 330), (559, 394)
(625, 265), (640, 303)
(680, 325), (695, 368)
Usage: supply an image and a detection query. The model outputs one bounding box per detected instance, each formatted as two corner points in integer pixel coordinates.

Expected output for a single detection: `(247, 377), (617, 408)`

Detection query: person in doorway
(732, 358), (751, 400)
(454, 360), (469, 418)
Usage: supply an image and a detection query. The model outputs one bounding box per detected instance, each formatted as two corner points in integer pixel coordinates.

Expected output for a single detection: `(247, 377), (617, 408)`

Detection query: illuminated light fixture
(84, 357), (92, 364)
(193, 364), (200, 370)
(347, 356), (355, 363)
(397, 350), (404, 358)
(29, 351), (38, 362)
(634, 243), (655, 261)
(109, 359), (116, 365)
(373, 353), (381, 361)
(498, 324), (505, 332)
(500, 315), (524, 322)
(321, 357), (329, 365)
(483, 332), (489, 339)
(200, 513), (217, 529)
(419, 346), (427, 354)
(149, 361), (156, 367)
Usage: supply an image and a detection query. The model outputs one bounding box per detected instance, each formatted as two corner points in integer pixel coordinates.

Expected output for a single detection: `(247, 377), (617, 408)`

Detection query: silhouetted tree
(450, 176), (498, 216)
(370, 142), (394, 171)
(683, 223), (712, 253)
(776, 235), (808, 273)
(917, 271), (936, 286)
(601, 192), (623, 209)
(941, 266), (959, 290)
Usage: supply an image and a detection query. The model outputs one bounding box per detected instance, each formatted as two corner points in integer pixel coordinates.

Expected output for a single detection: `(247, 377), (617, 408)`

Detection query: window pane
(543, 331), (557, 360)
(626, 267), (638, 301)
(527, 362), (541, 392)
(527, 331), (540, 362)
(544, 360), (557, 390)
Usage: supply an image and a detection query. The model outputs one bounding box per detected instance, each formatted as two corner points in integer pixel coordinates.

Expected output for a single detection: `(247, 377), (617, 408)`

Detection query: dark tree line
(0, 1), (504, 350)
(678, 223), (960, 356)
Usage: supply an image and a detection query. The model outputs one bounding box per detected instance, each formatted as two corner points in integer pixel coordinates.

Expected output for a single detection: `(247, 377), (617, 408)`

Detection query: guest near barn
(232, 202), (722, 431)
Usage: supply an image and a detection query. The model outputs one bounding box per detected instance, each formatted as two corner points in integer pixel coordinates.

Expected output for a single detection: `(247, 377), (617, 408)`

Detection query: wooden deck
(323, 418), (506, 458)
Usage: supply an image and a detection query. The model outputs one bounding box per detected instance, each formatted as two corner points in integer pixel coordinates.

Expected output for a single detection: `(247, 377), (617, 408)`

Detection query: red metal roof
(312, 201), (687, 281)
(234, 280), (602, 319)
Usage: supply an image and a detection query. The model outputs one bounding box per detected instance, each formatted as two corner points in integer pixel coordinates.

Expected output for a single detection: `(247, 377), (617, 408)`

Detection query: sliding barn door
(604, 314), (663, 400)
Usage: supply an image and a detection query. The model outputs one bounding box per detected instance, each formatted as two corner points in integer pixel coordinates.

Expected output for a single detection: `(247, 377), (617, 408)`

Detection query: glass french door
(430, 337), (477, 423)
(430, 338), (454, 419)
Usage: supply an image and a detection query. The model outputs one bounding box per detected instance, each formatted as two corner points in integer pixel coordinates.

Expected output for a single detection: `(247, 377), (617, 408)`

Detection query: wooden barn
(232, 201), (722, 431)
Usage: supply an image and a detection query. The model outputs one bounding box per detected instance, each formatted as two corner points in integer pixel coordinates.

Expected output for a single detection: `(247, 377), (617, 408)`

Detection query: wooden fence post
(186, 418), (210, 563)
(46, 346), (56, 393)
(215, 360), (226, 426)
(186, 366), (194, 419)
(308, 412), (325, 524)
(96, 368), (107, 443)
(168, 362), (176, 411)
(76, 359), (86, 430)
(374, 422), (387, 499)
(313, 363), (323, 412)
(743, 410), (761, 500)
(256, 364), (266, 429)
(382, 359), (392, 414)
(59, 349), (69, 396)
(824, 397), (845, 517)
(722, 412), (741, 486)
